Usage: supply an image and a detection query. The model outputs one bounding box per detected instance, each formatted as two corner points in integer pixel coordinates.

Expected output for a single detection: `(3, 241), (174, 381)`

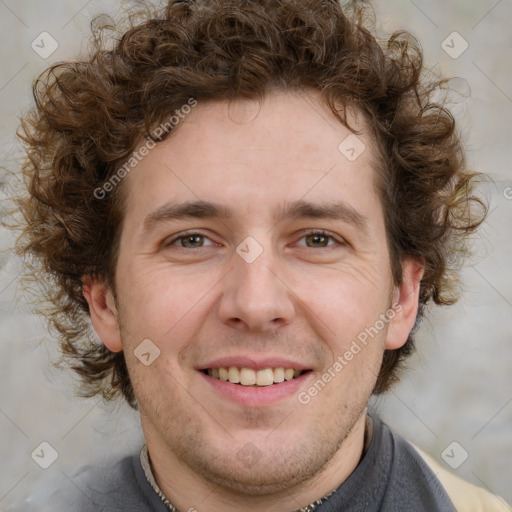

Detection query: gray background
(0, 0), (511, 510)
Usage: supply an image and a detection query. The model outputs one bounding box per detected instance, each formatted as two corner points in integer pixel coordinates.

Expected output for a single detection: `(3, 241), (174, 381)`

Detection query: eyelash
(164, 230), (345, 249)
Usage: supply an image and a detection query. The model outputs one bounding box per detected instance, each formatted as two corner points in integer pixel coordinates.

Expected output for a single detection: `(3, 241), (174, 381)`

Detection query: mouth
(201, 367), (311, 386)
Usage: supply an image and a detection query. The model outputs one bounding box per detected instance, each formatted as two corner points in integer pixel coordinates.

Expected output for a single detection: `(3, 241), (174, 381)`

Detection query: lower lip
(199, 371), (312, 407)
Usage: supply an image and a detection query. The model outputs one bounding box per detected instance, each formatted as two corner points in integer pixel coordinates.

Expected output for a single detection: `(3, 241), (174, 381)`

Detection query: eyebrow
(144, 201), (232, 230)
(143, 199), (368, 235)
(280, 200), (368, 234)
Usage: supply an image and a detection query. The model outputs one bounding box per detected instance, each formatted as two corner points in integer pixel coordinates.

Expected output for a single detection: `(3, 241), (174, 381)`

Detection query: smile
(203, 367), (310, 386)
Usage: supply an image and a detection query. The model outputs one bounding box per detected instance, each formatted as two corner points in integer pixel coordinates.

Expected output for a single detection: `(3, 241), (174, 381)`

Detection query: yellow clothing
(413, 445), (511, 512)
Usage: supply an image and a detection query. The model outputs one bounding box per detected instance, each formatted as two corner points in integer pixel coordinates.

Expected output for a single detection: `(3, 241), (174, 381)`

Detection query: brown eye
(296, 231), (340, 249)
(305, 234), (330, 248)
(179, 234), (205, 248)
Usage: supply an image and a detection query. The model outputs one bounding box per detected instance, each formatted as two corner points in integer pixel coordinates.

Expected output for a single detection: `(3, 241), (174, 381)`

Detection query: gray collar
(140, 445), (179, 511)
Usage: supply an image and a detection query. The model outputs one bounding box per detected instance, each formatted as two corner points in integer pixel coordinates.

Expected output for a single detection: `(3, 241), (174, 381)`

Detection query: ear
(82, 275), (123, 352)
(385, 258), (424, 350)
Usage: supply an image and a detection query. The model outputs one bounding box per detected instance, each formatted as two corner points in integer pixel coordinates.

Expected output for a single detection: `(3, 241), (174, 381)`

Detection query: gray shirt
(72, 416), (456, 511)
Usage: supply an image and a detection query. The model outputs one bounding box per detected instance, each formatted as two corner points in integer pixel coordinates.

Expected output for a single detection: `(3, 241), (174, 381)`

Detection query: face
(85, 90), (422, 499)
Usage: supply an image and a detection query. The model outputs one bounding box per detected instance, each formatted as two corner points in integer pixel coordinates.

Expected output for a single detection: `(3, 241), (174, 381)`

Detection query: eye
(164, 232), (217, 249)
(296, 230), (343, 248)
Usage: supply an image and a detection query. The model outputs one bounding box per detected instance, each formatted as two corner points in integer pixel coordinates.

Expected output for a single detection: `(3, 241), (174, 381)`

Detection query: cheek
(116, 267), (222, 381)
(118, 263), (212, 325)
(299, 266), (389, 333)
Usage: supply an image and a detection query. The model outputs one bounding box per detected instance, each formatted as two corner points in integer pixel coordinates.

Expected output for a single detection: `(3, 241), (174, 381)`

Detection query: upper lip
(197, 356), (312, 372)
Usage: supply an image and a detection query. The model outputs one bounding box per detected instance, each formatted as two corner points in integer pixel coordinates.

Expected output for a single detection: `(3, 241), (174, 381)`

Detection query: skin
(83, 89), (423, 512)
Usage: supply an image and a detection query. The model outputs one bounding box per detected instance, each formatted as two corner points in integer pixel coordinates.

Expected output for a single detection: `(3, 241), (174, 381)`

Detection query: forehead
(121, 90), (383, 229)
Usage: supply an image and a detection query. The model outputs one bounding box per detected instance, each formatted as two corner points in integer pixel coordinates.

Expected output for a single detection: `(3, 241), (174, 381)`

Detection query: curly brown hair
(14, 0), (486, 409)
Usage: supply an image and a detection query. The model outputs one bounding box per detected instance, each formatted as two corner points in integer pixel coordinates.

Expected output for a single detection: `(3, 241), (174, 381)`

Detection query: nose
(217, 245), (296, 332)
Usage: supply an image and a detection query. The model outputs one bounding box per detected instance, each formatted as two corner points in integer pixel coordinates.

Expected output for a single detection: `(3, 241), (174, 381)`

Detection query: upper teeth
(207, 367), (303, 386)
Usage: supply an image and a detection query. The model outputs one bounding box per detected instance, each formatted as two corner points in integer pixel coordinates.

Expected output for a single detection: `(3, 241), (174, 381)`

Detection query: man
(15, 0), (509, 510)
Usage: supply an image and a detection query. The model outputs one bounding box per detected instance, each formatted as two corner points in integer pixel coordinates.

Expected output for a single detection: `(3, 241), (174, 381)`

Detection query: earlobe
(82, 275), (123, 352)
(385, 259), (424, 350)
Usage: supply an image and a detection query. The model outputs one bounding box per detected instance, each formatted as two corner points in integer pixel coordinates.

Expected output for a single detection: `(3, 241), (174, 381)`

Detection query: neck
(143, 412), (368, 512)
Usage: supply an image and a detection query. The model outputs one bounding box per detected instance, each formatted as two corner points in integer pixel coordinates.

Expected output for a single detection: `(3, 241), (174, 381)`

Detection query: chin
(195, 456), (317, 496)
(178, 432), (340, 497)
